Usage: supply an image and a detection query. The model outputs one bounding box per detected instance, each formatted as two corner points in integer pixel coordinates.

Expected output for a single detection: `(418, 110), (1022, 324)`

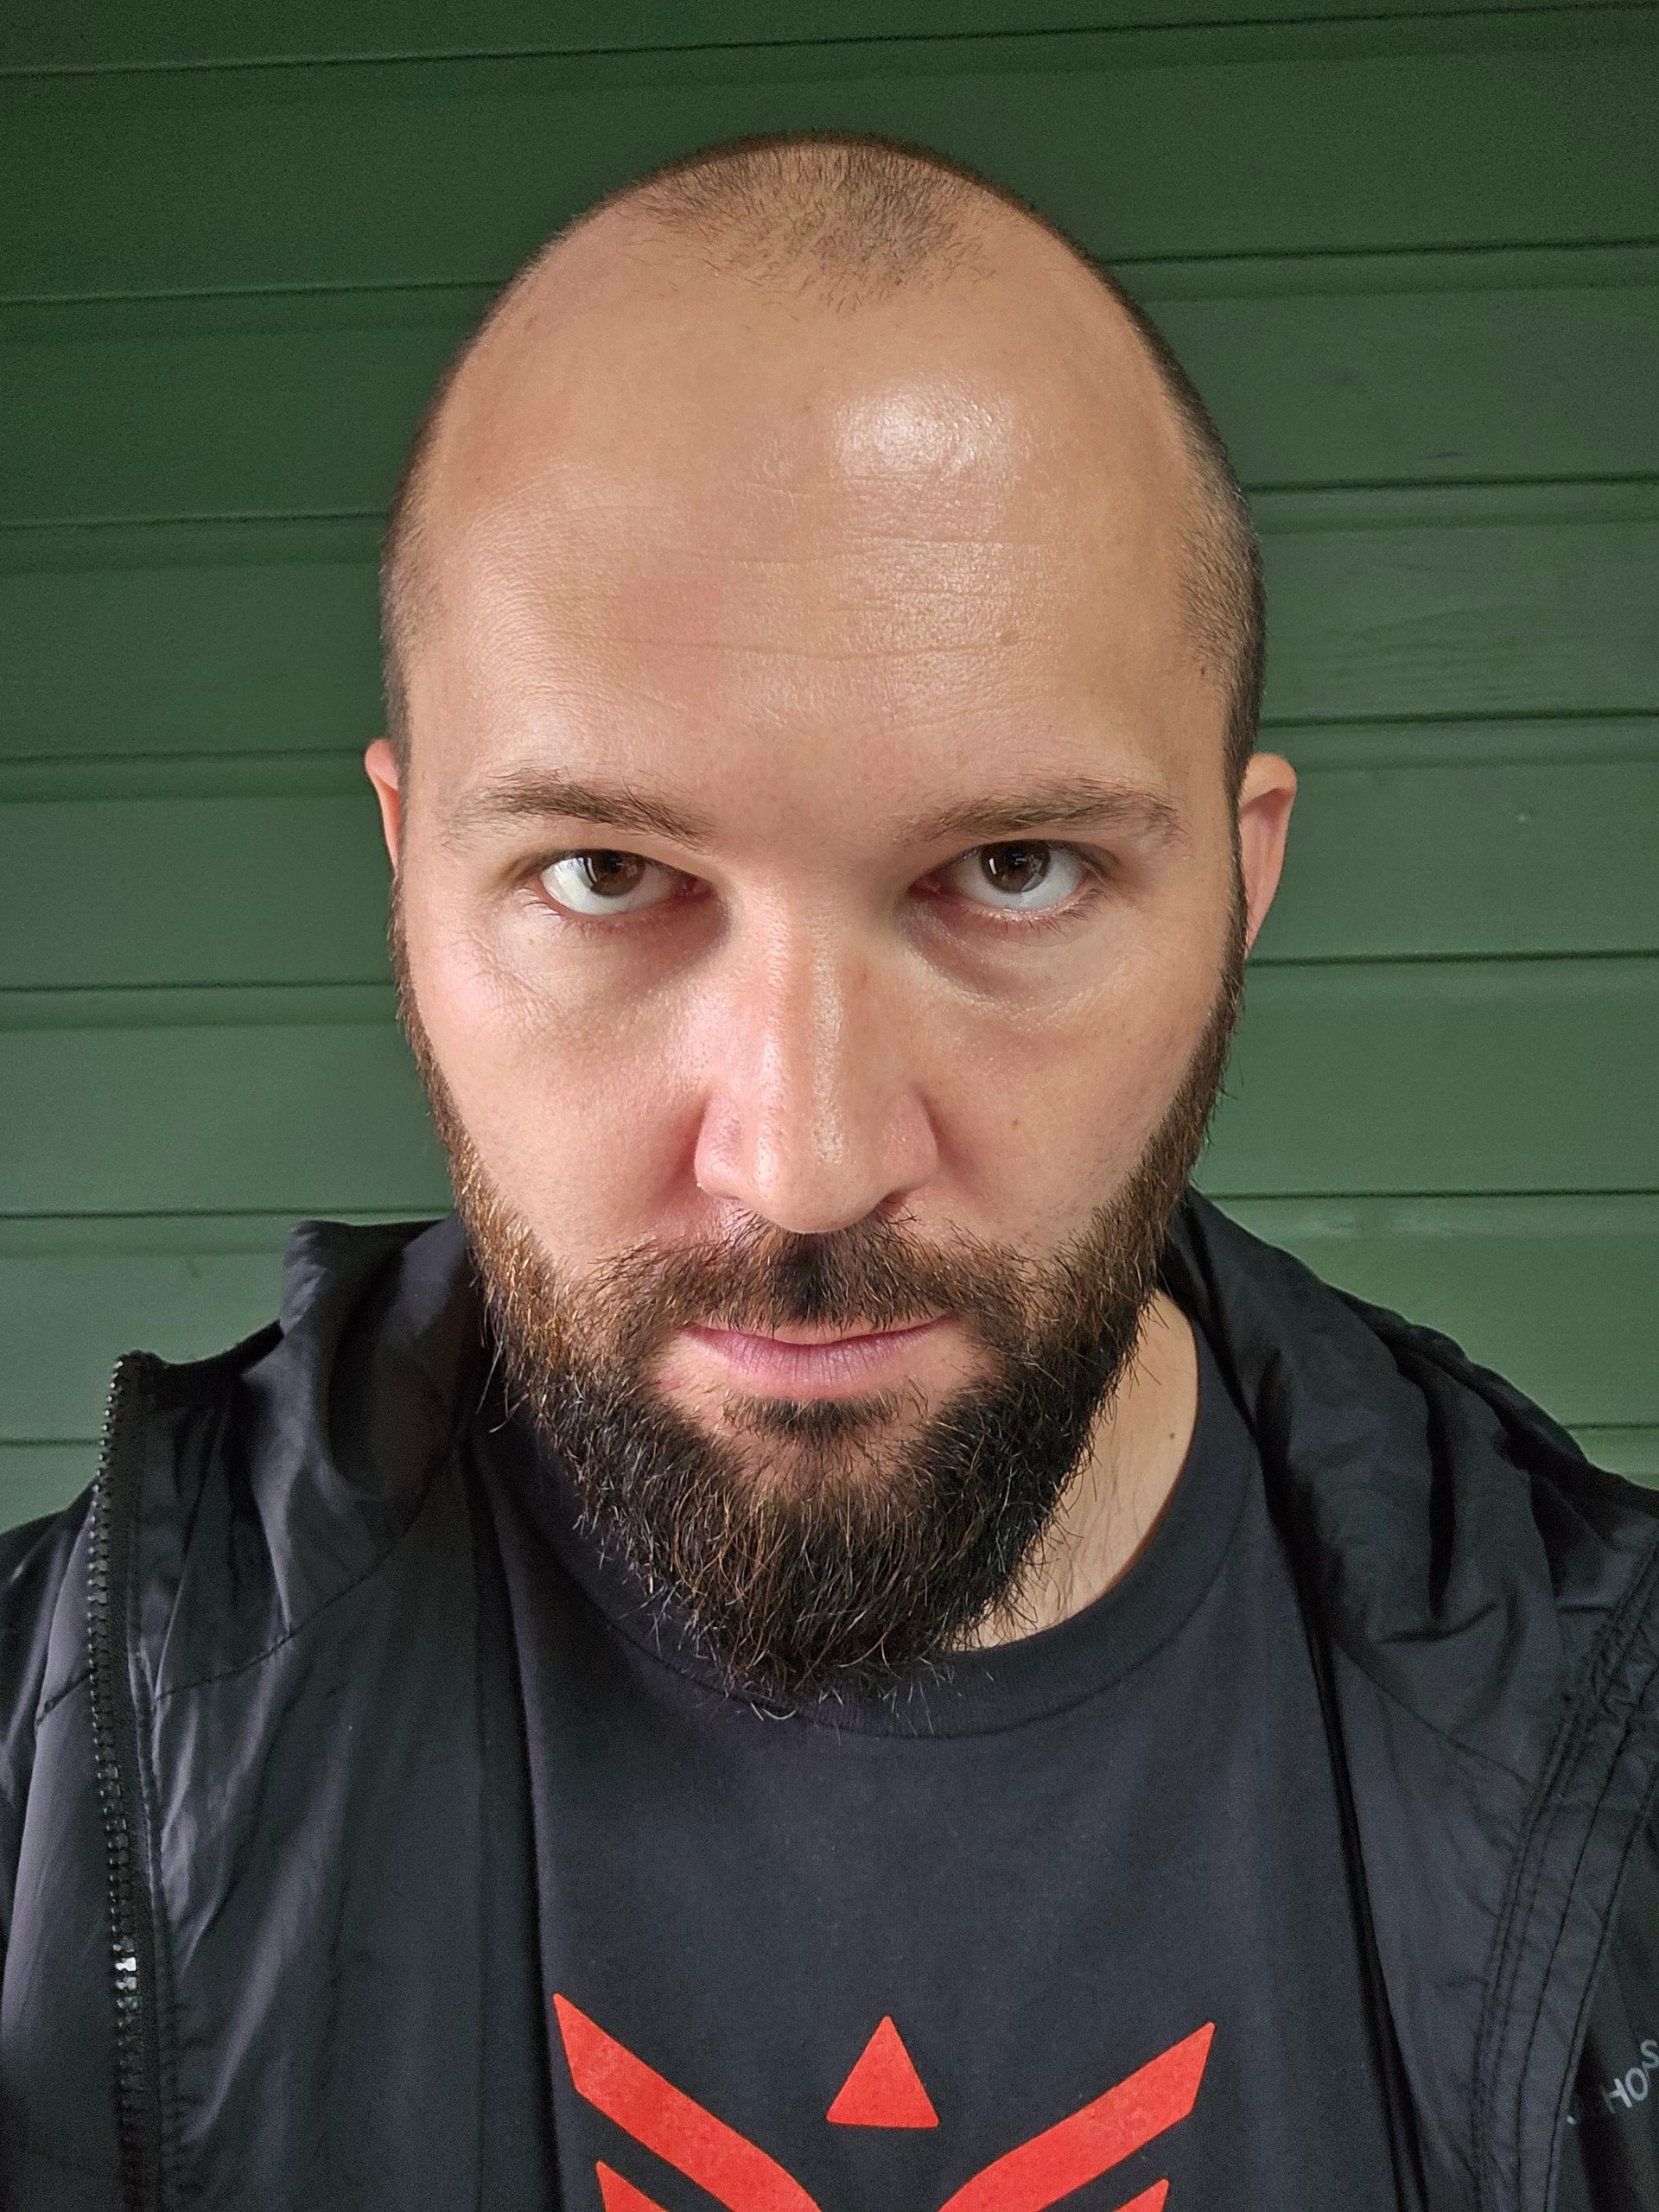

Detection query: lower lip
(676, 1319), (944, 1395)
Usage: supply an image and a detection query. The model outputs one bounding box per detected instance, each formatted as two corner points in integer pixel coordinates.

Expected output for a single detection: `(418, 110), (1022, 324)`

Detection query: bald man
(0, 134), (1653, 2212)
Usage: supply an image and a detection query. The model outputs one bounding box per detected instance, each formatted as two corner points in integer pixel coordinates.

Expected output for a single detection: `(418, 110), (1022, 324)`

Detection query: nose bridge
(694, 899), (934, 1232)
(760, 912), (857, 1128)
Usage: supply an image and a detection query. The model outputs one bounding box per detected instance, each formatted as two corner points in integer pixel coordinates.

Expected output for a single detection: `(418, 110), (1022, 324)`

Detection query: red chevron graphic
(934, 2022), (1212, 2211)
(555, 1995), (822, 2212)
(553, 1993), (1212, 2212)
(597, 2163), (673, 2212)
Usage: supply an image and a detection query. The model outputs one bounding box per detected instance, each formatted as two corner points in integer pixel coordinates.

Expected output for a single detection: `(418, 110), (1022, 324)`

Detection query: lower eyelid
(529, 870), (707, 925)
(927, 881), (1104, 932)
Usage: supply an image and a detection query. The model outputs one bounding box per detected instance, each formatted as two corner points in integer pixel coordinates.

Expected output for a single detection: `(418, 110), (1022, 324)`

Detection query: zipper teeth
(86, 1352), (161, 2212)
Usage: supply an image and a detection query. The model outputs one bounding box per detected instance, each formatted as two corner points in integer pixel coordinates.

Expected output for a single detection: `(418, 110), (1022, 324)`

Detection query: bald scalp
(381, 132), (1264, 791)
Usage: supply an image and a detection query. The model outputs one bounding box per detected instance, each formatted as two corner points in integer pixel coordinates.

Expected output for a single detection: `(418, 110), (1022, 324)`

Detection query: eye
(938, 841), (1094, 916)
(536, 849), (681, 917)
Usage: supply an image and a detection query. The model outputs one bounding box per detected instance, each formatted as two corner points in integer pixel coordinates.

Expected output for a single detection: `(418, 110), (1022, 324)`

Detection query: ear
(364, 738), (403, 870)
(1235, 751), (1297, 952)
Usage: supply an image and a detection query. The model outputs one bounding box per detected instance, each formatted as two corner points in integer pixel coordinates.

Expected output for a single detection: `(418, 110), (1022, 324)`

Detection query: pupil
(984, 842), (1049, 894)
(582, 851), (642, 896)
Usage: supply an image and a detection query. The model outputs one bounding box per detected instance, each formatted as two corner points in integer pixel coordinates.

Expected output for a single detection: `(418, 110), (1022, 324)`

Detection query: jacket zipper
(86, 1352), (164, 2212)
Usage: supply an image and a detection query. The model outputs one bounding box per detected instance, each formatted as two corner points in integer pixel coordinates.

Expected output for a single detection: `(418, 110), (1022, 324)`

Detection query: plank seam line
(5, 236), (1659, 311)
(2, 950), (1656, 1004)
(2, 946), (1653, 997)
(1249, 950), (1659, 969)
(1205, 1189), (1659, 1203)
(1263, 709), (1659, 731)
(5, 474), (1656, 540)
(0, 1209), (429, 1224)
(1, 0), (1649, 81)
(3, 1192), (1656, 1216)
(9, 1192), (1655, 1223)
(3, 710), (1648, 776)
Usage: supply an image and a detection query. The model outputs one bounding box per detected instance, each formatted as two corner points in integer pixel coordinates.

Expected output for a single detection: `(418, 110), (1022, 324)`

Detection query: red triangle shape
(826, 2016), (939, 2129)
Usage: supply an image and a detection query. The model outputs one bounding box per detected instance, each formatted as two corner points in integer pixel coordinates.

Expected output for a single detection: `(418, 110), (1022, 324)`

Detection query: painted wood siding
(2, 2), (1655, 1527)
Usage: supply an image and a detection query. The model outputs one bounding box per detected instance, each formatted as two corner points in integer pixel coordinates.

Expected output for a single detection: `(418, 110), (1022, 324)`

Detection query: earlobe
(364, 737), (403, 869)
(1235, 751), (1298, 950)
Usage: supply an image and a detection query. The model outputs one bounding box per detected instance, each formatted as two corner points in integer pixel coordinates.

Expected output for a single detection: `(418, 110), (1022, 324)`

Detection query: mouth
(674, 1317), (946, 1398)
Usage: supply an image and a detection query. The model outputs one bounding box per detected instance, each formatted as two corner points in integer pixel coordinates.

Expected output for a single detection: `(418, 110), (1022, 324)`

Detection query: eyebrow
(444, 774), (713, 850)
(898, 777), (1185, 849)
(444, 769), (1184, 854)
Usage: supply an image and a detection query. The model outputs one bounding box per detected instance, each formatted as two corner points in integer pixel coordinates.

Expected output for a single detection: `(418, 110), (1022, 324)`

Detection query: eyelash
(519, 844), (1111, 937)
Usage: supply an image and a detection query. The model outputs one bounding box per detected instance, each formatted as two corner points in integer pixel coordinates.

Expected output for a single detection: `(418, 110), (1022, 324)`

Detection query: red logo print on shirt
(553, 1992), (1214, 2212)
(825, 2017), (939, 2129)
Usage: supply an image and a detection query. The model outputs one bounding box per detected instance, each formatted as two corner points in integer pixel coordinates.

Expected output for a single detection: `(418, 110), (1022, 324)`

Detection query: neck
(966, 1289), (1200, 1649)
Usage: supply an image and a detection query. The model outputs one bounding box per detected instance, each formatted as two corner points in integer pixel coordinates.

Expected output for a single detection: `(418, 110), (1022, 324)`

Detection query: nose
(690, 916), (939, 1235)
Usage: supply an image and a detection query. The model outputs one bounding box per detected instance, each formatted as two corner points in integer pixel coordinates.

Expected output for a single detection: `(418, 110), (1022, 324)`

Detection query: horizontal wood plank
(0, 960), (1653, 1217)
(0, 521), (384, 760)
(1, 1006), (452, 1215)
(0, 788), (393, 988)
(1, 745), (1654, 991)
(1571, 1429), (1659, 1483)
(1, 1193), (1653, 1455)
(6, 254), (1655, 524)
(0, 1444), (92, 1529)
(3, 0), (1621, 76)
(1253, 753), (1659, 963)
(1213, 957), (1659, 1198)
(5, 19), (1655, 298)
(4, 489), (1654, 760)
(1260, 487), (1659, 725)
(1224, 1194), (1659, 1432)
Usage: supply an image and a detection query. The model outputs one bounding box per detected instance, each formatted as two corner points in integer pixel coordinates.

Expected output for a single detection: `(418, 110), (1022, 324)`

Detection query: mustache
(582, 1211), (1038, 1365)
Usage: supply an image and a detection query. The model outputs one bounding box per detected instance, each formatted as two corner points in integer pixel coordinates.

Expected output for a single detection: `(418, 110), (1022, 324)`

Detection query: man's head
(366, 133), (1295, 1701)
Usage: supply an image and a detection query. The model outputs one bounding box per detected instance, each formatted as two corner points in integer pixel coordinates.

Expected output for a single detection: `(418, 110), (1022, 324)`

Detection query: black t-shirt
(485, 1322), (1408, 2210)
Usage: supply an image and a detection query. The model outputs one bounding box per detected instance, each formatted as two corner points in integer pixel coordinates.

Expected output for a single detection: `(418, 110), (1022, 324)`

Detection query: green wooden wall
(2, 2), (1655, 1529)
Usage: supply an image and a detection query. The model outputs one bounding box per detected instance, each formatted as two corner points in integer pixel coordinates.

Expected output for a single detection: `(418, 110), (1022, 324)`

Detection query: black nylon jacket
(1, 1194), (1656, 2211)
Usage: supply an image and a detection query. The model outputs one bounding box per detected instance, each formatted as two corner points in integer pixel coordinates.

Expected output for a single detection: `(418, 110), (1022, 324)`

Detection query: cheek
(402, 885), (702, 1247)
(925, 932), (1224, 1229)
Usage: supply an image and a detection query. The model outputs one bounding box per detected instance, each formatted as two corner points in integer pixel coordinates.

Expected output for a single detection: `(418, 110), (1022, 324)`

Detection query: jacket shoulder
(0, 1490), (95, 1946)
(0, 1491), (94, 1711)
(1168, 1191), (1659, 1644)
(119, 1217), (474, 1698)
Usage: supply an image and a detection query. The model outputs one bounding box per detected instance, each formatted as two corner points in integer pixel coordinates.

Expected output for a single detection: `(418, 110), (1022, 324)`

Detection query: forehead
(402, 227), (1219, 824)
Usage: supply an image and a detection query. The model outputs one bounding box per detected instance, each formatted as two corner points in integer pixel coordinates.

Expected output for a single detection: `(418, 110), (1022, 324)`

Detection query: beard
(393, 891), (1245, 1706)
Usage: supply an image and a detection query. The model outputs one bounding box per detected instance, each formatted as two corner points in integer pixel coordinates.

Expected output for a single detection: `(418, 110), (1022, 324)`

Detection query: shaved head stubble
(383, 133), (1263, 1705)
